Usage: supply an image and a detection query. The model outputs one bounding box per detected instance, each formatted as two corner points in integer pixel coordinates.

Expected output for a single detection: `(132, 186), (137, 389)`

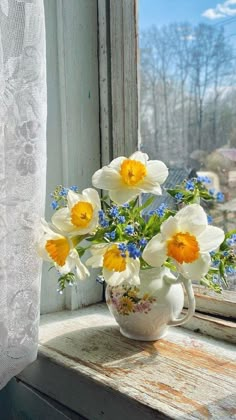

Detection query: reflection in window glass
(139, 0), (236, 290)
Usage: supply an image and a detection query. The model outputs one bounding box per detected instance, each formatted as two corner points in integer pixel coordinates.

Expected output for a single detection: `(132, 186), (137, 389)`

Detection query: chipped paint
(37, 304), (236, 419)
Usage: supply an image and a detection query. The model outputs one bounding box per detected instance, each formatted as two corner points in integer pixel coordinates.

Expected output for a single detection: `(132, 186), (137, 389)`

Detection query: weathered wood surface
(98, 0), (112, 166)
(99, 0), (138, 162)
(184, 285), (236, 319)
(19, 304), (236, 420)
(182, 310), (236, 344)
(123, 0), (139, 157)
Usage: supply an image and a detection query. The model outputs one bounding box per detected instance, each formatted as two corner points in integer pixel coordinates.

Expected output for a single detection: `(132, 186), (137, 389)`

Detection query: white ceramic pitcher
(106, 267), (195, 341)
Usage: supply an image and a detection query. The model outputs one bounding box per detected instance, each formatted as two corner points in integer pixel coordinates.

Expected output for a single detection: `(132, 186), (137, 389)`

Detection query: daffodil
(92, 151), (168, 204)
(142, 204), (224, 281)
(86, 243), (140, 286)
(37, 220), (89, 279)
(52, 188), (101, 236)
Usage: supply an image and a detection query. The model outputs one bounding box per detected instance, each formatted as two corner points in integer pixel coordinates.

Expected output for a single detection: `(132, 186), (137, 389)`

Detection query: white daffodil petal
(124, 258), (140, 285)
(160, 216), (178, 240)
(82, 188), (101, 209)
(40, 218), (56, 235)
(109, 187), (140, 205)
(86, 254), (104, 268)
(108, 156), (126, 170)
(56, 256), (74, 274)
(92, 167), (122, 190)
(137, 182), (162, 195)
(84, 220), (98, 235)
(103, 269), (125, 286)
(56, 250), (89, 280)
(86, 244), (108, 267)
(142, 234), (167, 267)
(52, 207), (74, 233)
(147, 185), (162, 195)
(57, 264), (70, 275)
(37, 240), (52, 262)
(180, 253), (211, 281)
(67, 249), (89, 277)
(67, 190), (83, 209)
(88, 243), (109, 255)
(175, 204), (207, 236)
(198, 226), (225, 252)
(76, 261), (90, 280)
(130, 151), (148, 165)
(146, 160), (169, 185)
(75, 224), (96, 236)
(72, 254), (90, 279)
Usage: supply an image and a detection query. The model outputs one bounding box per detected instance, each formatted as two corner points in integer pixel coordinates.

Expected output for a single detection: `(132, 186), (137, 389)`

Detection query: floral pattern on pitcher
(107, 285), (156, 315)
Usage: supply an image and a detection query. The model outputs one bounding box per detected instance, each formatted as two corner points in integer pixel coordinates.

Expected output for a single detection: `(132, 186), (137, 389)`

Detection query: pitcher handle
(167, 276), (195, 327)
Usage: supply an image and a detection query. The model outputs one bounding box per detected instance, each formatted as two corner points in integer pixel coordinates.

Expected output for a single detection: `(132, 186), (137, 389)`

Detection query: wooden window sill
(181, 309), (236, 344)
(18, 304), (236, 420)
(184, 285), (236, 319)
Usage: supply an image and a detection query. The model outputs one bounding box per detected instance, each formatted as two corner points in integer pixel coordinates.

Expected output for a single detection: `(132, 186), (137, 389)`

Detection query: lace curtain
(0, 0), (46, 389)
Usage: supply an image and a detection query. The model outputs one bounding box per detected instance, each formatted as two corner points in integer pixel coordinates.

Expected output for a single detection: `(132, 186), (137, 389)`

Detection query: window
(139, 0), (236, 325)
(42, 0), (235, 331)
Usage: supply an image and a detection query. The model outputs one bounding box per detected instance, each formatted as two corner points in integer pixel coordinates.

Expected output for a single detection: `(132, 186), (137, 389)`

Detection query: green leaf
(144, 214), (160, 235)
(101, 200), (110, 209)
(57, 272), (76, 292)
(219, 261), (228, 287)
(200, 276), (222, 293)
(136, 195), (155, 212)
(164, 261), (177, 271)
(200, 191), (214, 200)
(76, 246), (89, 257)
(166, 188), (183, 197)
(128, 197), (139, 210)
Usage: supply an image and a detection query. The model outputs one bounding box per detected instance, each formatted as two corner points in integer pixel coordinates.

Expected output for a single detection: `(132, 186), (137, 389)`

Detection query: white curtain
(0, 0), (46, 389)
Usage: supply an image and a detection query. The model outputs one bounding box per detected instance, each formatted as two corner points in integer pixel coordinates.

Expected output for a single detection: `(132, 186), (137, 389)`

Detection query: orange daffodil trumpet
(142, 204), (225, 281)
(92, 151), (168, 204)
(52, 188), (101, 235)
(37, 220), (89, 279)
(86, 243), (140, 286)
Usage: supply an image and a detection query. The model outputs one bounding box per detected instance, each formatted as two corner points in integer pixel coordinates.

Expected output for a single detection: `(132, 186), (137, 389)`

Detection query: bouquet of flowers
(37, 152), (236, 293)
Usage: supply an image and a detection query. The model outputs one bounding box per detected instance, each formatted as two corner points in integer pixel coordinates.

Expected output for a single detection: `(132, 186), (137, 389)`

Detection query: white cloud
(202, 0), (236, 20)
(181, 34), (196, 41)
(226, 0), (236, 5)
(202, 9), (225, 19)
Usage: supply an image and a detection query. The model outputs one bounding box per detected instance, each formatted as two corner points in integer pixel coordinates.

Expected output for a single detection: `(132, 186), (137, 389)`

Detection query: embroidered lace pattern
(0, 0), (46, 389)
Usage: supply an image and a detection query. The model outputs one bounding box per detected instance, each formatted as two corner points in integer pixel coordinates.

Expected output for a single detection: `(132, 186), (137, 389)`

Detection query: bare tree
(140, 22), (236, 167)
(189, 24), (233, 151)
(141, 26), (175, 161)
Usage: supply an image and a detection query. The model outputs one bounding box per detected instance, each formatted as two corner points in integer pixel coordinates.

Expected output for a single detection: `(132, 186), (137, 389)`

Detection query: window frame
(42, 0), (235, 330)
(41, 0), (104, 314)
(98, 0), (139, 165)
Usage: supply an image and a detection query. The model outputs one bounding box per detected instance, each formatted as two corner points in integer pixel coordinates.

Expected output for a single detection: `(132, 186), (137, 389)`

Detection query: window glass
(139, 0), (236, 290)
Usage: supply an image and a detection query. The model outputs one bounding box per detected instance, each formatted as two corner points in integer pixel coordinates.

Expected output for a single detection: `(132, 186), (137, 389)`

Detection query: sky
(139, 0), (236, 41)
